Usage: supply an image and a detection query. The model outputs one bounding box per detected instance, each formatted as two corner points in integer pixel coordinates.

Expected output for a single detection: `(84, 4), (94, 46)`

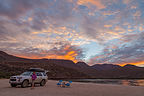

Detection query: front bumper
(9, 79), (23, 84)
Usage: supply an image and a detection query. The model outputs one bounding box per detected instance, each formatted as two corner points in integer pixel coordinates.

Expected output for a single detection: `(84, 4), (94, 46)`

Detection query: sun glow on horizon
(118, 61), (144, 67)
(14, 45), (79, 63)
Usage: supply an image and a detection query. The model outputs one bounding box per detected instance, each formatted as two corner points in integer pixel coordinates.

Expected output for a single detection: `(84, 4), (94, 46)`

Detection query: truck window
(42, 72), (47, 76)
(36, 72), (42, 76)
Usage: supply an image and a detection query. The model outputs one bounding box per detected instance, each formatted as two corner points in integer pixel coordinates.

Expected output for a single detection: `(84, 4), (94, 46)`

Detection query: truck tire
(21, 80), (29, 88)
(40, 80), (46, 86)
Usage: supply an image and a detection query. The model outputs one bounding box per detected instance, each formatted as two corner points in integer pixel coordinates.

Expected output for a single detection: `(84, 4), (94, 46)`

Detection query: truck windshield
(21, 71), (32, 76)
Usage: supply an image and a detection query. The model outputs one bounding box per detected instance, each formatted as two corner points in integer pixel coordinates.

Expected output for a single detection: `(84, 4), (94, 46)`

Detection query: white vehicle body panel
(9, 71), (48, 85)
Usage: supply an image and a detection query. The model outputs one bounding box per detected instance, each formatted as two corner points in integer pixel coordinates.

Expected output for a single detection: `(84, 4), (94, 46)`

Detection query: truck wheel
(11, 84), (17, 87)
(21, 80), (29, 88)
(40, 80), (46, 86)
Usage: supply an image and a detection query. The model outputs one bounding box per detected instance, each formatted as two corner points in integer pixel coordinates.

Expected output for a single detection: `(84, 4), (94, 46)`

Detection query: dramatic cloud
(0, 0), (48, 19)
(2, 42), (84, 63)
(0, 0), (144, 66)
(88, 32), (144, 66)
(77, 0), (106, 9)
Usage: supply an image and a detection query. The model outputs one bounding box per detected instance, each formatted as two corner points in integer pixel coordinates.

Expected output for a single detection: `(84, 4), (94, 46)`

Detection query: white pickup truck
(9, 68), (48, 88)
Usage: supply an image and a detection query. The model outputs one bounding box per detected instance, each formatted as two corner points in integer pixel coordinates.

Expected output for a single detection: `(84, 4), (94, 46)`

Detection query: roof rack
(28, 68), (45, 72)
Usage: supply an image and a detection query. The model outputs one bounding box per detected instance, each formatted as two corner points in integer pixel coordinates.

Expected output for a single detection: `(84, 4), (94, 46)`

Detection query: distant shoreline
(49, 78), (144, 80)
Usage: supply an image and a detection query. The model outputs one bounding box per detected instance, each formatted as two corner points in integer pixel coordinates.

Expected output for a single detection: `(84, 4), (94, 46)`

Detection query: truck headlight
(17, 77), (22, 81)
(17, 77), (22, 79)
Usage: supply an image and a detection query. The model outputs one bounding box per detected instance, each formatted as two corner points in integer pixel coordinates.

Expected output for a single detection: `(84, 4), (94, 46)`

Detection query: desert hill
(0, 51), (144, 79)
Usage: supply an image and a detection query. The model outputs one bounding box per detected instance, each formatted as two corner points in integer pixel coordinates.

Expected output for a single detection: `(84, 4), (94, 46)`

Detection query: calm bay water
(71, 79), (144, 86)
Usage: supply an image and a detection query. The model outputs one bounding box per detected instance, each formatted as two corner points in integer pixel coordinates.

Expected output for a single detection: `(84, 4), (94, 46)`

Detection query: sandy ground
(0, 79), (144, 96)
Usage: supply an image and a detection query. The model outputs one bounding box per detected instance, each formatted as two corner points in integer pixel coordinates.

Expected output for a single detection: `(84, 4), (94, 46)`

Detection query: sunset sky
(0, 0), (144, 66)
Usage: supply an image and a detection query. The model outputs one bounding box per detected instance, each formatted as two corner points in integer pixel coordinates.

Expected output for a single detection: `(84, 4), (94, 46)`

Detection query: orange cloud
(139, 26), (143, 31)
(77, 0), (106, 9)
(104, 25), (112, 28)
(15, 52), (78, 63)
(108, 31), (122, 39)
(111, 45), (118, 49)
(114, 26), (124, 31)
(43, 45), (78, 63)
(123, 0), (131, 4)
(28, 17), (33, 21)
(41, 51), (78, 63)
(133, 11), (141, 17)
(119, 61), (144, 67)
(14, 45), (80, 63)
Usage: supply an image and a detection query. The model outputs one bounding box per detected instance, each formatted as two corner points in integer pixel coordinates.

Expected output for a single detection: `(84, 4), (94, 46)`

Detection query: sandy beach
(0, 79), (144, 96)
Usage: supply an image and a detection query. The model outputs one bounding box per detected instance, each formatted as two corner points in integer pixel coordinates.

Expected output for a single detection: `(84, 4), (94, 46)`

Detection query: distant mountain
(123, 64), (138, 68)
(0, 51), (144, 79)
(0, 51), (32, 62)
(91, 64), (121, 70)
(0, 51), (89, 79)
(91, 63), (144, 78)
(76, 62), (90, 68)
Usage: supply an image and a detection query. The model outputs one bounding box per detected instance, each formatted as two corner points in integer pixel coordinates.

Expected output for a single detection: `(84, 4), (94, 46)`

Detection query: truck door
(35, 72), (43, 83)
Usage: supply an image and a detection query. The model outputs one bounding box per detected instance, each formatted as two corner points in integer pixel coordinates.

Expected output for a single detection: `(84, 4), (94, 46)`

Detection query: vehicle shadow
(5, 84), (42, 89)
